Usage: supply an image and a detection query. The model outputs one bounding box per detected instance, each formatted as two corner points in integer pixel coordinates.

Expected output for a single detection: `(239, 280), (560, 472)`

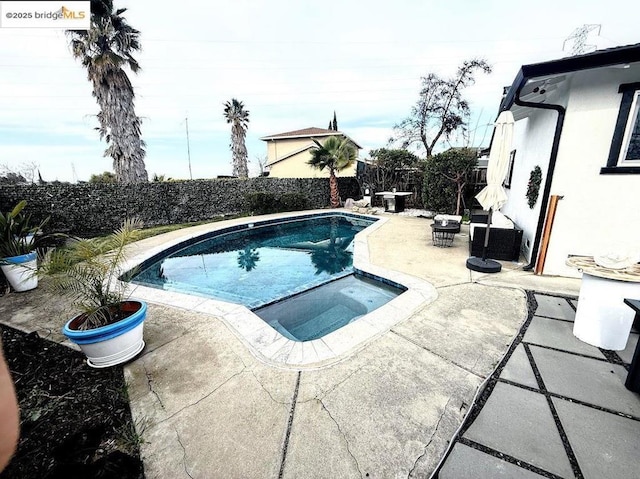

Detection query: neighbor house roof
(501, 42), (640, 111)
(260, 127), (362, 149)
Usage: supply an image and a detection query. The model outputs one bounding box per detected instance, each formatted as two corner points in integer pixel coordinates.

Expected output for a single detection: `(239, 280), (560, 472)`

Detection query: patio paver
(524, 316), (605, 359)
(533, 294), (576, 321)
(499, 343), (538, 389)
(553, 397), (640, 479)
(463, 382), (574, 478)
(439, 443), (547, 479)
(531, 345), (640, 417)
(434, 292), (640, 478)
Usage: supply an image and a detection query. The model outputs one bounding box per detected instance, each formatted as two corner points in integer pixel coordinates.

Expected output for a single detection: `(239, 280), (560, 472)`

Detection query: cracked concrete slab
(286, 332), (481, 478)
(393, 283), (527, 377)
(282, 398), (362, 479)
(140, 370), (292, 479)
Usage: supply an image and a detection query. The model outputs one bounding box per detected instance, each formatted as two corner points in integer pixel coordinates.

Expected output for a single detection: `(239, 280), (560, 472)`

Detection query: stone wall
(0, 177), (361, 237)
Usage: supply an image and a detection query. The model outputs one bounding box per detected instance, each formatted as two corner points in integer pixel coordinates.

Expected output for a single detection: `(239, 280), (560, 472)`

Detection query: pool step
(286, 304), (358, 341)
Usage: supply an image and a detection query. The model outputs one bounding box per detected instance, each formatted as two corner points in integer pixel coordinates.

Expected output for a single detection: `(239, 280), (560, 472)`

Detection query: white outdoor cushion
(491, 211), (514, 229)
(469, 211), (514, 239)
(434, 214), (462, 223)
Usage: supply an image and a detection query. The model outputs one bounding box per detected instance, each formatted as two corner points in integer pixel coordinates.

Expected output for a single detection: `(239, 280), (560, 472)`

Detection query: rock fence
(0, 177), (361, 237)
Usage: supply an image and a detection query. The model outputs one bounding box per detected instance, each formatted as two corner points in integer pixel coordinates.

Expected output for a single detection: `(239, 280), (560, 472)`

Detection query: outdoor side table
(431, 222), (458, 247)
(623, 298), (640, 392)
(566, 256), (640, 350)
(374, 191), (412, 213)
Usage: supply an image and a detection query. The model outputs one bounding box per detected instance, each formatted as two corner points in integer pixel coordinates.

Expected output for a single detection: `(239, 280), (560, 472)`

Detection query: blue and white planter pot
(0, 251), (38, 292)
(63, 300), (147, 368)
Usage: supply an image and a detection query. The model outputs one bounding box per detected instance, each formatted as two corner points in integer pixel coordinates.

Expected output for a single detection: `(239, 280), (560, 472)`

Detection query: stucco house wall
(543, 66), (640, 277)
(262, 128), (359, 179)
(268, 149), (357, 178)
(501, 53), (640, 278)
(501, 109), (556, 262)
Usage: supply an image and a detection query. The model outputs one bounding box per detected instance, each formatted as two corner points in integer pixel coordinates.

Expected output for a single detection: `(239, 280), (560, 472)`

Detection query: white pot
(63, 300), (147, 368)
(78, 322), (145, 368)
(0, 252), (38, 292)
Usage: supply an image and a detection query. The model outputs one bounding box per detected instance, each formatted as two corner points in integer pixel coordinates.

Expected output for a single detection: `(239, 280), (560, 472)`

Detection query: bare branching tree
(252, 154), (268, 177)
(0, 162), (39, 184)
(392, 58), (492, 159)
(358, 149), (423, 207)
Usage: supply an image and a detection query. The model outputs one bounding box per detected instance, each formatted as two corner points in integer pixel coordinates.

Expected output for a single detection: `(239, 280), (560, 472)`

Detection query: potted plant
(0, 200), (49, 292)
(43, 219), (147, 368)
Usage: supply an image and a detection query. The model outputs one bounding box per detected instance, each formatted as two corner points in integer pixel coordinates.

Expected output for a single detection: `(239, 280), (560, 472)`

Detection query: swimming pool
(128, 212), (405, 340)
(122, 210), (437, 366)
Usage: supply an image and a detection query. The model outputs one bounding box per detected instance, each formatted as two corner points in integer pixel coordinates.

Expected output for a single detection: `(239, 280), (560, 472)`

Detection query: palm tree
(237, 247), (260, 272)
(308, 136), (356, 208)
(223, 99), (249, 178)
(310, 217), (353, 274)
(68, 0), (147, 183)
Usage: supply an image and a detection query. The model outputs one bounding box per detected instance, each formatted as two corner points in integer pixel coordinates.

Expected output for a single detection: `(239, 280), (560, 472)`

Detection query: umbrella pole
(467, 207), (501, 273)
(482, 208), (493, 261)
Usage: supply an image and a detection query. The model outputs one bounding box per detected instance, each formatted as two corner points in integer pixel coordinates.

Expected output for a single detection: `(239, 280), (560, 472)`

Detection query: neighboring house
(498, 43), (640, 278)
(260, 127), (362, 178)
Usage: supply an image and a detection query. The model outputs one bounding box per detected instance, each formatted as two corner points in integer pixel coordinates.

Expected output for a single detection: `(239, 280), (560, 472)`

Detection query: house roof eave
(501, 42), (640, 112)
(260, 128), (362, 149)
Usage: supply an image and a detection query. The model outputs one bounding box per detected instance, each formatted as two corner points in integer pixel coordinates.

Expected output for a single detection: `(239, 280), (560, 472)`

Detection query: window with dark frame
(621, 92), (640, 162)
(601, 82), (640, 174)
(504, 149), (516, 188)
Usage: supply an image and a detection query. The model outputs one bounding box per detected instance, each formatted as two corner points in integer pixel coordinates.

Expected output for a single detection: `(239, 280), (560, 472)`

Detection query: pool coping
(117, 209), (438, 369)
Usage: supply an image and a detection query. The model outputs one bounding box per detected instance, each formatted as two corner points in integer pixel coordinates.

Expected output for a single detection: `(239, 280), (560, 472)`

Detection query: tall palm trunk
(329, 169), (340, 208)
(231, 123), (248, 178)
(94, 67), (147, 183)
(224, 99), (250, 178)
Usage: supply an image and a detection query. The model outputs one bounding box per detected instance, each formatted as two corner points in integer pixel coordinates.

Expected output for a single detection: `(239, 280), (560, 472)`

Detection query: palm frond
(42, 219), (143, 327)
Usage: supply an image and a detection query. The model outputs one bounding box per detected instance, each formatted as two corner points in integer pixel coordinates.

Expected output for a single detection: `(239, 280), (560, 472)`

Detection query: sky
(0, 0), (638, 182)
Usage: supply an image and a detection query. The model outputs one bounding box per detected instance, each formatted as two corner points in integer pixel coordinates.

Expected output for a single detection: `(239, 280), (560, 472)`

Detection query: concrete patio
(1, 211), (638, 478)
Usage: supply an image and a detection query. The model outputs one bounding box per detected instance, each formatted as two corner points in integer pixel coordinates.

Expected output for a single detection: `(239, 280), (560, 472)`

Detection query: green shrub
(245, 192), (308, 215)
(423, 148), (477, 214)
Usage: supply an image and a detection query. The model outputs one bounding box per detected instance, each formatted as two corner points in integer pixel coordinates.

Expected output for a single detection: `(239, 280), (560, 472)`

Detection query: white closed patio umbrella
(467, 110), (515, 273)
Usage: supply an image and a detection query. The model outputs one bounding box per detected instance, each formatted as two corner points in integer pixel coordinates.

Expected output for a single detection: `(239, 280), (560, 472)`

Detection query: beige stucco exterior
(263, 133), (358, 178)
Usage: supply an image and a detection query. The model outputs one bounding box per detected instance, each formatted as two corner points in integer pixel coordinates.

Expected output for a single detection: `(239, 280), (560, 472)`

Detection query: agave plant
(0, 200), (50, 260)
(42, 219), (143, 330)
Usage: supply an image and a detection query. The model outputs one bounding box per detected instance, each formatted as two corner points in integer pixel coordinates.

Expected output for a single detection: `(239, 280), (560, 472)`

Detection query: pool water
(255, 274), (404, 341)
(129, 213), (405, 340)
